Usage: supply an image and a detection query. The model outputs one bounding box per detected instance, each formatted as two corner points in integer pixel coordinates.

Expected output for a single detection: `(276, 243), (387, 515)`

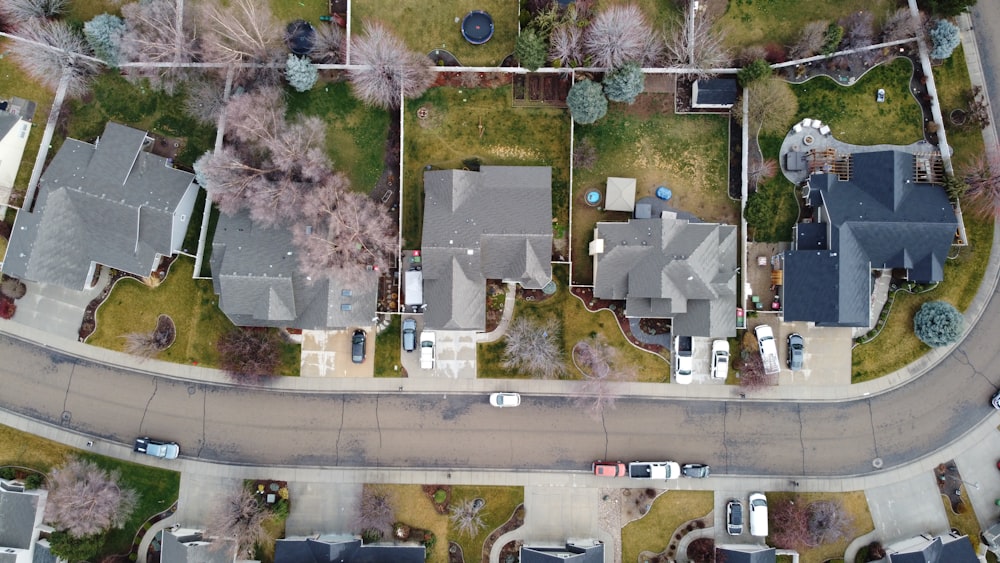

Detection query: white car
(749, 492), (768, 537)
(489, 392), (521, 408)
(711, 340), (729, 379)
(419, 331), (436, 369)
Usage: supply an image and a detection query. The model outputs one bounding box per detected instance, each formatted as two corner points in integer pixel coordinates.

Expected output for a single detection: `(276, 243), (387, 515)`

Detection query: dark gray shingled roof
(783, 151), (957, 327)
(889, 534), (978, 563)
(592, 214), (737, 337)
(715, 545), (777, 563)
(210, 212), (377, 330)
(2, 122), (197, 289)
(0, 488), (40, 550)
(521, 542), (604, 563)
(275, 536), (425, 563)
(421, 166), (552, 331)
(693, 78), (738, 107)
(161, 530), (237, 563)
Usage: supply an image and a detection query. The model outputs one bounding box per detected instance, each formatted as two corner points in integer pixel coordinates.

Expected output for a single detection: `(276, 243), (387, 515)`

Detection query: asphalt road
(3, 287), (999, 476)
(971, 1), (1000, 136)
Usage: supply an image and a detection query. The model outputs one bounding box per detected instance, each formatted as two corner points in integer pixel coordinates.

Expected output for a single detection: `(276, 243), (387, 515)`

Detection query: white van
(749, 492), (768, 537)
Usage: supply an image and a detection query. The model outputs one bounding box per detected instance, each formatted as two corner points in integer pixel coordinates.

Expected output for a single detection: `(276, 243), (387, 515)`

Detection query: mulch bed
(448, 541), (465, 563)
(421, 484), (452, 514)
(935, 461), (968, 514)
(481, 504), (525, 563)
(570, 287), (669, 355)
(432, 72), (512, 89)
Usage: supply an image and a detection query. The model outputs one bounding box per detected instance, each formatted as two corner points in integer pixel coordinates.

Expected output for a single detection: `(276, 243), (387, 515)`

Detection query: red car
(592, 460), (626, 477)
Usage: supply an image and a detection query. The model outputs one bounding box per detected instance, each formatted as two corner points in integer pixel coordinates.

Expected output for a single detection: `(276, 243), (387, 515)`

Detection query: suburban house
(884, 531), (978, 562)
(781, 150), (958, 327)
(521, 540), (604, 562)
(0, 478), (47, 563)
(274, 535), (425, 562)
(589, 212), (738, 338)
(210, 212), (377, 330)
(1, 122), (199, 290)
(715, 545), (778, 562)
(0, 97), (34, 205)
(420, 166), (552, 331)
(161, 527), (241, 563)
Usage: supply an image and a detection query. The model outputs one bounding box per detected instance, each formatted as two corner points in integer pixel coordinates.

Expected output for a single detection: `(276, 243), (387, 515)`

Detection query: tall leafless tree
(549, 23), (584, 67)
(842, 11), (876, 64)
(789, 21), (827, 60)
(502, 316), (565, 379)
(748, 157), (778, 190)
(206, 485), (273, 558)
(734, 77), (798, 136)
(737, 347), (774, 392)
(183, 77), (228, 125)
(881, 7), (921, 42)
(961, 151), (1000, 218)
(583, 4), (661, 68)
(572, 336), (637, 418)
(663, 11), (730, 77)
(310, 22), (344, 64)
(45, 458), (138, 538)
(0, 0), (67, 27)
(200, 0), (284, 84)
(292, 181), (397, 283)
(216, 328), (282, 384)
(348, 20), (434, 109)
(449, 499), (486, 537)
(807, 500), (854, 546)
(9, 20), (101, 97)
(353, 486), (395, 539)
(770, 496), (810, 549)
(120, 0), (198, 94)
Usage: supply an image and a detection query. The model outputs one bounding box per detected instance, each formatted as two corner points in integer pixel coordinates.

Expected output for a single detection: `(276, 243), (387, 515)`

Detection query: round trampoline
(461, 11), (494, 45)
(585, 189), (602, 206)
(285, 20), (316, 56)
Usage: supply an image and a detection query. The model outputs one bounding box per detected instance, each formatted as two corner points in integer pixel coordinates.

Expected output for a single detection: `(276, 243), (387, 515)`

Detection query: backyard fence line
(770, 37), (918, 70)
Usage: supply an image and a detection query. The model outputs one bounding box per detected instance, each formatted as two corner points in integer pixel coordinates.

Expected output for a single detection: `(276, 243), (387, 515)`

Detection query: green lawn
(64, 0), (124, 26)
(934, 45), (988, 168)
(449, 485), (524, 563)
(573, 97), (734, 284)
(478, 265), (670, 382)
(716, 0), (895, 51)
(351, 0), (517, 67)
(402, 84), (570, 248)
(286, 80), (391, 194)
(765, 491), (874, 563)
(622, 491), (714, 563)
(64, 72), (216, 169)
(88, 257), (300, 375)
(374, 315), (403, 377)
(852, 212), (993, 382)
(790, 58), (924, 146)
(268, 0), (329, 24)
(0, 38), (56, 208)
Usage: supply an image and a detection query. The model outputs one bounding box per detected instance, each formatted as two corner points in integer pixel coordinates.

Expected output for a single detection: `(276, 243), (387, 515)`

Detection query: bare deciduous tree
(310, 22), (344, 64)
(216, 328), (282, 384)
(734, 77), (798, 136)
(449, 498), (486, 537)
(349, 20), (434, 109)
(183, 78), (228, 125)
(120, 0), (198, 94)
(737, 347), (774, 392)
(749, 157), (778, 189)
(663, 11), (730, 77)
(354, 486), (395, 539)
(789, 21), (827, 60)
(549, 24), (584, 67)
(881, 7), (921, 42)
(502, 317), (565, 379)
(292, 181), (397, 282)
(770, 496), (810, 549)
(122, 314), (175, 359)
(807, 500), (854, 546)
(1, 0), (67, 26)
(842, 11), (876, 65)
(572, 336), (637, 418)
(200, 0), (284, 82)
(206, 485), (273, 558)
(735, 45), (769, 66)
(45, 458), (138, 538)
(584, 4), (660, 68)
(961, 151), (1000, 218)
(9, 20), (100, 97)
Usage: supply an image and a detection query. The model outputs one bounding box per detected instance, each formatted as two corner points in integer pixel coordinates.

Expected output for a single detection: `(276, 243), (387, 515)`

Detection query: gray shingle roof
(421, 167), (552, 331)
(275, 537), (425, 563)
(2, 122), (197, 289)
(210, 212), (377, 330)
(693, 78), (738, 107)
(592, 214), (737, 337)
(783, 151), (957, 327)
(715, 545), (777, 563)
(161, 530), (237, 563)
(521, 542), (604, 563)
(888, 534), (978, 563)
(0, 489), (40, 550)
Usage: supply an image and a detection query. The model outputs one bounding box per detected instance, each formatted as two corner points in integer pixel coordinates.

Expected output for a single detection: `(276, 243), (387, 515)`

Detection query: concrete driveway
(866, 472), (950, 541)
(403, 323), (478, 379)
(12, 270), (109, 341)
(301, 327), (374, 377)
(749, 319), (853, 385)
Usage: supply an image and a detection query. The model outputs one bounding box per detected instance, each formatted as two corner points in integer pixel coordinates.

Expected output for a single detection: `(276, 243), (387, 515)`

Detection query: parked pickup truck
(134, 437), (179, 459)
(753, 325), (781, 375)
(628, 461), (681, 480)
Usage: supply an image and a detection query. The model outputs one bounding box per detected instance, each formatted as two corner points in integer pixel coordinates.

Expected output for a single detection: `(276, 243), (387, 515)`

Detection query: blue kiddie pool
(656, 186), (673, 200)
(462, 11), (494, 45)
(585, 189), (602, 206)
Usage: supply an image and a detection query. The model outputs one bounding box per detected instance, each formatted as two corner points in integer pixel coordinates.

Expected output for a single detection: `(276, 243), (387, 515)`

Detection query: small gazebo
(605, 177), (636, 212)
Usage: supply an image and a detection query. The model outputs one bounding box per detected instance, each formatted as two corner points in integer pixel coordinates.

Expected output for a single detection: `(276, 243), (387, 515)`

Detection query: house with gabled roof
(781, 150), (958, 327)
(589, 212), (737, 338)
(210, 212), (378, 330)
(1, 122), (199, 290)
(0, 478), (47, 563)
(885, 531), (978, 562)
(420, 166), (552, 331)
(715, 544), (777, 562)
(274, 535), (424, 563)
(521, 540), (604, 562)
(161, 527), (242, 563)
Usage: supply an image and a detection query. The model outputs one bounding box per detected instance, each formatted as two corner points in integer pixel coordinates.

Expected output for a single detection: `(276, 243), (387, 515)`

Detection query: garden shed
(605, 177), (636, 212)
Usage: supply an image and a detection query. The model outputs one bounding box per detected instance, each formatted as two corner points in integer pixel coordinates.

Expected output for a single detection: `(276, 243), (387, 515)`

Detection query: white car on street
(489, 393), (521, 408)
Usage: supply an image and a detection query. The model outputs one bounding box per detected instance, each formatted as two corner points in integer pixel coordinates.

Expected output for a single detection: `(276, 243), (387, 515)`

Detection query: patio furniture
(793, 123), (803, 133)
(819, 125), (831, 135)
(757, 256), (768, 267)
